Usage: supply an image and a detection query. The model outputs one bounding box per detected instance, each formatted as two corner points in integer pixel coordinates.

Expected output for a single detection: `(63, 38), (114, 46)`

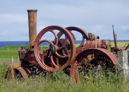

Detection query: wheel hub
(50, 45), (56, 53)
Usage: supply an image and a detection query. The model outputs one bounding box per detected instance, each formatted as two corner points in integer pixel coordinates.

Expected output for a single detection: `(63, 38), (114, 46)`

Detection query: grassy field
(0, 63), (129, 92)
(0, 45), (48, 62)
(0, 41), (128, 62)
(111, 41), (129, 47)
(0, 41), (129, 92)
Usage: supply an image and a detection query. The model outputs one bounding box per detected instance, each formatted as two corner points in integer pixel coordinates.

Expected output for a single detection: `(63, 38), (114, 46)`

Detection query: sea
(0, 40), (129, 48)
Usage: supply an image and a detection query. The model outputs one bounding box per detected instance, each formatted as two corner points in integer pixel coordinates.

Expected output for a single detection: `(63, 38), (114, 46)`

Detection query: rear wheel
(70, 48), (117, 83)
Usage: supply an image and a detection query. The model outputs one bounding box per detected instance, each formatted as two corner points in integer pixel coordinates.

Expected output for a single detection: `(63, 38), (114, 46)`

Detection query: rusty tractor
(5, 9), (129, 83)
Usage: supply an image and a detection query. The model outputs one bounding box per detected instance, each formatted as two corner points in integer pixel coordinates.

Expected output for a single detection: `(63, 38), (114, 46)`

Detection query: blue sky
(0, 0), (129, 41)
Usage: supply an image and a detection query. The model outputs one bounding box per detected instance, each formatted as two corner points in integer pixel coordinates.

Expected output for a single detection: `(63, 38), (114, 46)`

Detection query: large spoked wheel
(66, 27), (89, 48)
(34, 26), (76, 72)
(57, 26), (89, 48)
(70, 48), (117, 83)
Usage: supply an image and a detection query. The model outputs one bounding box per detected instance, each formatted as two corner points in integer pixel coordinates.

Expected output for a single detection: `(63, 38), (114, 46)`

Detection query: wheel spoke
(50, 30), (59, 45)
(39, 40), (54, 46)
(50, 53), (59, 68)
(55, 52), (70, 58)
(43, 47), (50, 53)
(57, 40), (68, 55)
(95, 54), (98, 65)
(85, 57), (92, 68)
(57, 36), (68, 50)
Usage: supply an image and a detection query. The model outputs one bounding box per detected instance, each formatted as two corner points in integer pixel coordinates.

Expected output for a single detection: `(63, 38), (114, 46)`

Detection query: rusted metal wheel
(34, 26), (76, 72)
(66, 27), (89, 47)
(57, 26), (89, 48)
(5, 63), (29, 81)
(70, 48), (117, 83)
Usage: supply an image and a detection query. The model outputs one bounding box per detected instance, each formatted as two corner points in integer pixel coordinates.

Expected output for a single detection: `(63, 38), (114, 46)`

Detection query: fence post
(18, 56), (19, 61)
(11, 56), (13, 64)
(118, 50), (128, 82)
(7, 48), (9, 51)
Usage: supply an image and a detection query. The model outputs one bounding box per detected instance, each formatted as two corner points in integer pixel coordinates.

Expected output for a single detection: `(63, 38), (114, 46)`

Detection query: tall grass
(0, 63), (129, 92)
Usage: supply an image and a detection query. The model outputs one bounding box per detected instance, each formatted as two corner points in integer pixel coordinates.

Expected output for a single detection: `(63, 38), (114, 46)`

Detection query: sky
(0, 0), (129, 41)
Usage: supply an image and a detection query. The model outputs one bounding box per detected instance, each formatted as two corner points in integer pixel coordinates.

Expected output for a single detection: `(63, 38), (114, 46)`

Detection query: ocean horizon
(0, 40), (129, 48)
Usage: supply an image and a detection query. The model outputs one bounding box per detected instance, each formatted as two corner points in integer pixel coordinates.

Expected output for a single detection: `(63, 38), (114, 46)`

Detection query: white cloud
(0, 14), (27, 24)
(0, 0), (129, 41)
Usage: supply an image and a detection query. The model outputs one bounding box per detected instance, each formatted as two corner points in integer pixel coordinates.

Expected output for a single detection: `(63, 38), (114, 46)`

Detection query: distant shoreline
(0, 40), (129, 42)
(0, 40), (129, 48)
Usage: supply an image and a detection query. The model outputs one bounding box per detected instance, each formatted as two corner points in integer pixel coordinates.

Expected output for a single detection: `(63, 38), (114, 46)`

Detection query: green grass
(0, 51), (18, 61)
(0, 46), (21, 62)
(0, 63), (129, 92)
(0, 45), (26, 62)
(0, 42), (129, 91)
(0, 41), (129, 62)
(111, 41), (129, 47)
(0, 45), (48, 61)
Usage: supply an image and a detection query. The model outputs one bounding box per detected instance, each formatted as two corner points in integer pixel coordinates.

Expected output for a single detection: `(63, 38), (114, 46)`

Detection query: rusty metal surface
(57, 26), (90, 48)
(65, 26), (89, 47)
(125, 44), (129, 50)
(27, 9), (37, 50)
(7, 62), (22, 79)
(83, 40), (111, 50)
(83, 40), (101, 49)
(65, 26), (89, 40)
(75, 40), (111, 55)
(15, 67), (29, 81)
(111, 25), (127, 53)
(70, 48), (118, 83)
(113, 25), (117, 48)
(34, 25), (76, 72)
(88, 33), (99, 41)
(18, 49), (26, 61)
(6, 62), (40, 81)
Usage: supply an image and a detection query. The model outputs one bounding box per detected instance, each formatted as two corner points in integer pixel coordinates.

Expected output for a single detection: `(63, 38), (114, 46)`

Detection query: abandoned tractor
(6, 9), (128, 83)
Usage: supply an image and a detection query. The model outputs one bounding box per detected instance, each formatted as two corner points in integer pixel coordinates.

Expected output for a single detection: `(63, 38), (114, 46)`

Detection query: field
(0, 41), (129, 92)
(111, 41), (129, 47)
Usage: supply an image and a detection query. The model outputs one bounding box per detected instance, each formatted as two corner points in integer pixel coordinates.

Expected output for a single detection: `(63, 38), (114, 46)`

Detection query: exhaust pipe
(27, 9), (37, 50)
